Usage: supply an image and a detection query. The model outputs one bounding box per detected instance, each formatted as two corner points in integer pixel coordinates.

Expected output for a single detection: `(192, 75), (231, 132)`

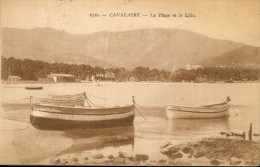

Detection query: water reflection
(166, 117), (230, 133)
(57, 126), (135, 155)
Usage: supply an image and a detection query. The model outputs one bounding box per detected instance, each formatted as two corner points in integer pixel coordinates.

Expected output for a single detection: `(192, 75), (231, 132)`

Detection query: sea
(0, 82), (259, 164)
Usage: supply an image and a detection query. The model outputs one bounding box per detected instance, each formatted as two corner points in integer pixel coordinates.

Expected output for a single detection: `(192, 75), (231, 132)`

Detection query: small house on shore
(186, 65), (204, 70)
(96, 72), (115, 81)
(8, 76), (22, 82)
(47, 73), (75, 83)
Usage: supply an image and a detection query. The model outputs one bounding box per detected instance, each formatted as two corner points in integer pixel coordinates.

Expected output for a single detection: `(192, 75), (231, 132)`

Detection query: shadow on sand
(56, 125), (135, 156)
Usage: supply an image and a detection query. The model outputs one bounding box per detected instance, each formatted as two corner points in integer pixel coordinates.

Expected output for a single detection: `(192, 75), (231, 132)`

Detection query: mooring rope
(230, 108), (238, 117)
(0, 96), (35, 131)
(0, 106), (29, 113)
(135, 102), (164, 111)
(0, 114), (35, 131)
(1, 97), (30, 113)
(84, 97), (91, 107)
(85, 97), (99, 107)
(84, 92), (108, 100)
(0, 98), (28, 113)
(134, 106), (147, 120)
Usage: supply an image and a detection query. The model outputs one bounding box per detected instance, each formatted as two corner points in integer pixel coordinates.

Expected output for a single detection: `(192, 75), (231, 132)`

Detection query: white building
(186, 65), (204, 70)
(8, 76), (22, 82)
(47, 73), (75, 83)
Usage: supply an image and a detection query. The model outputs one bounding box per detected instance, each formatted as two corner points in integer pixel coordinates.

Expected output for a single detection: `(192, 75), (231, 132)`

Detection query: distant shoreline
(1, 80), (260, 86)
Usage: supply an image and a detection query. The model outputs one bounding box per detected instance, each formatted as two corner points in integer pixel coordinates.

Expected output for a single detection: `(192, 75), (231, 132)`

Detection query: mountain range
(2, 27), (259, 70)
(202, 45), (260, 68)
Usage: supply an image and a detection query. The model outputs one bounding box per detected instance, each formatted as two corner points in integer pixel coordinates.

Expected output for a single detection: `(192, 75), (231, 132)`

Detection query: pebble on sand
(92, 154), (104, 159)
(50, 157), (60, 165)
(134, 154), (149, 161)
(158, 159), (167, 164)
(71, 157), (78, 162)
(160, 142), (172, 149)
(107, 155), (114, 159)
(187, 154), (192, 158)
(180, 146), (192, 154)
(167, 151), (183, 160)
(230, 157), (242, 165)
(161, 138), (260, 166)
(119, 151), (132, 159)
(46, 137), (259, 166)
(160, 145), (180, 155)
(60, 159), (68, 165)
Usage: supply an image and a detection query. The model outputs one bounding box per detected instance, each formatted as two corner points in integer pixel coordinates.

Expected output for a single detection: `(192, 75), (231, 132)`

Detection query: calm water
(0, 82), (260, 164)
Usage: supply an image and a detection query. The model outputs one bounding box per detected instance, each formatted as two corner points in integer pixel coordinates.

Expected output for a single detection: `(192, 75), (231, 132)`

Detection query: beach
(0, 82), (260, 165)
(41, 137), (260, 166)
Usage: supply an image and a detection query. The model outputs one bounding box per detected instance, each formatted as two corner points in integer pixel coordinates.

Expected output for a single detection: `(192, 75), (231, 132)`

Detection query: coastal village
(2, 57), (260, 84)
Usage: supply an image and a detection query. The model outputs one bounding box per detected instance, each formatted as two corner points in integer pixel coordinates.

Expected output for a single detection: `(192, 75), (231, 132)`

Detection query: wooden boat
(225, 80), (234, 83)
(31, 93), (86, 106)
(166, 97), (231, 119)
(25, 86), (43, 90)
(30, 94), (135, 130)
(48, 92), (86, 100)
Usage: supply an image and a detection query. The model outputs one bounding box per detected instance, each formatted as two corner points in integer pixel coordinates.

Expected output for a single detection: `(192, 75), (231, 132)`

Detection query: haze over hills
(3, 27), (257, 70)
(2, 28), (113, 68)
(202, 45), (260, 69)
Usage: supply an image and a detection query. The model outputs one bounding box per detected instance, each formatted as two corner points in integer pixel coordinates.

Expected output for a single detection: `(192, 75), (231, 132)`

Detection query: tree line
(170, 67), (260, 82)
(2, 57), (259, 82)
(1, 57), (171, 81)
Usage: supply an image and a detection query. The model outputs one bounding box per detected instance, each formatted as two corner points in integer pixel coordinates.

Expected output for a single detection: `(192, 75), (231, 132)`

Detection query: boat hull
(26, 87), (43, 90)
(30, 105), (135, 130)
(166, 103), (229, 119)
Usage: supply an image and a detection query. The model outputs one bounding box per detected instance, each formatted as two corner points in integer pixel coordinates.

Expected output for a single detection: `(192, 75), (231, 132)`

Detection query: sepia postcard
(0, 0), (260, 166)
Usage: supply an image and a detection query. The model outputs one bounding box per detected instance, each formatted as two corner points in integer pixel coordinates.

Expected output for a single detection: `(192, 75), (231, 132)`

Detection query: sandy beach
(0, 119), (74, 165)
(1, 82), (260, 165)
(40, 137), (260, 166)
(1, 117), (259, 165)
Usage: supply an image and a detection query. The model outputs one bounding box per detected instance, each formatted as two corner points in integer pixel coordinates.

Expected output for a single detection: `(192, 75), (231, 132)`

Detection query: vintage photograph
(0, 0), (260, 165)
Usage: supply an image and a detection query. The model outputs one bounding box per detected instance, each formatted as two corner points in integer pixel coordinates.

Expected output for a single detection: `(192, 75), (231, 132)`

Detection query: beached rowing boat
(25, 86), (43, 90)
(30, 103), (135, 130)
(30, 94), (135, 130)
(166, 97), (231, 119)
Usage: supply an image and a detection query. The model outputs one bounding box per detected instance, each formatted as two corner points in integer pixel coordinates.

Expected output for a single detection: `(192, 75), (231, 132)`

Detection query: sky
(1, 0), (260, 46)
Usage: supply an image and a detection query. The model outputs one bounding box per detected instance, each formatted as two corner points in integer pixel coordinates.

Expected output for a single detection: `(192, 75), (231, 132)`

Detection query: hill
(2, 27), (246, 70)
(202, 45), (260, 69)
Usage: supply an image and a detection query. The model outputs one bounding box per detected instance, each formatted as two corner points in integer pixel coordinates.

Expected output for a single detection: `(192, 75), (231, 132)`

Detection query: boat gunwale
(167, 102), (229, 109)
(33, 103), (135, 110)
(33, 108), (134, 115)
(167, 107), (229, 114)
(25, 87), (43, 89)
(32, 96), (85, 101)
